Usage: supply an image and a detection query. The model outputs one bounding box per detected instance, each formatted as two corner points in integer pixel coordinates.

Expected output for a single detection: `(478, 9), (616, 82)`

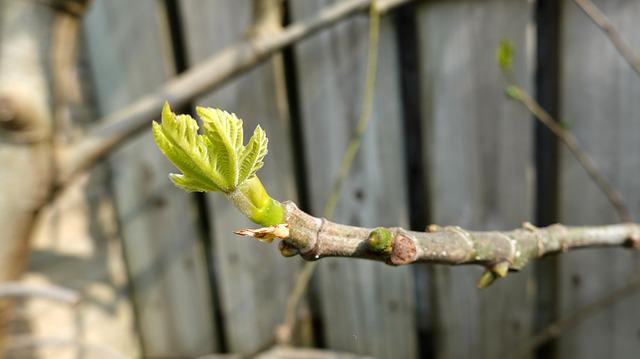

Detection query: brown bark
(279, 202), (640, 271)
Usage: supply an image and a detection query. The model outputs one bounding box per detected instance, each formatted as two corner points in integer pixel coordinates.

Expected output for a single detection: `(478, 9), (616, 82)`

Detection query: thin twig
(0, 282), (80, 305)
(573, 0), (640, 76)
(278, 2), (382, 345)
(322, 2), (381, 219)
(508, 272), (640, 358)
(6, 335), (126, 359)
(55, 0), (410, 187)
(507, 85), (633, 223)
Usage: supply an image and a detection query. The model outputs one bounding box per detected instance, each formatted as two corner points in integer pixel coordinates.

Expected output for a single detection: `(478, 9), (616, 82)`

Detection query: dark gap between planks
(534, 0), (562, 358)
(281, 0), (326, 349)
(163, 0), (229, 352)
(394, 3), (434, 359)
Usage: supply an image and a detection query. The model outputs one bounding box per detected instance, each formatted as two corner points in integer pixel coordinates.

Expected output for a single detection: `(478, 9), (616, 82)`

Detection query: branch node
(445, 225), (475, 254)
(388, 232), (417, 265)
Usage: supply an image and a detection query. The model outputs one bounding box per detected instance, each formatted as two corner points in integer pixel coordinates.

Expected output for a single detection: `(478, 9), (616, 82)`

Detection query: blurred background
(1, 0), (639, 358)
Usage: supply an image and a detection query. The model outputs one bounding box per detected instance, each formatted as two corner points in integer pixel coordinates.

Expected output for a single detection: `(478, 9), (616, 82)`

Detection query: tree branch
(573, 0), (640, 76)
(55, 0), (410, 186)
(236, 202), (640, 286)
(280, 202), (640, 266)
(6, 336), (125, 359)
(0, 282), (79, 305)
(506, 85), (634, 223)
(244, 200), (640, 285)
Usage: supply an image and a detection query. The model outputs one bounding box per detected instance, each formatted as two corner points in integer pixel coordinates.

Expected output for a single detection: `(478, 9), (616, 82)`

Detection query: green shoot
(152, 103), (284, 226)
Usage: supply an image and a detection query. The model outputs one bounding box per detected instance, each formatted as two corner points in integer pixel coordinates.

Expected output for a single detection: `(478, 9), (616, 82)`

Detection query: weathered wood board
(558, 0), (640, 357)
(290, 2), (417, 358)
(83, 0), (216, 356)
(21, 172), (140, 358)
(180, 0), (301, 354)
(416, 1), (535, 358)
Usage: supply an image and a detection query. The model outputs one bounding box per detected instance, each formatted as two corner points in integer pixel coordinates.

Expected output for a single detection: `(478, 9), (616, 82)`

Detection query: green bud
(496, 40), (514, 73)
(505, 85), (520, 99)
(477, 262), (510, 288)
(477, 270), (497, 289)
(492, 262), (509, 278)
(367, 227), (393, 253)
(278, 241), (298, 257)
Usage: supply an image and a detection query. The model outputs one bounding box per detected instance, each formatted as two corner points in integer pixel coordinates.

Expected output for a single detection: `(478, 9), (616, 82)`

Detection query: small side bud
(367, 227), (393, 253)
(496, 39), (514, 73)
(427, 224), (441, 233)
(522, 222), (537, 232)
(505, 85), (520, 99)
(492, 261), (509, 278)
(278, 241), (298, 257)
(478, 262), (510, 288)
(477, 270), (497, 289)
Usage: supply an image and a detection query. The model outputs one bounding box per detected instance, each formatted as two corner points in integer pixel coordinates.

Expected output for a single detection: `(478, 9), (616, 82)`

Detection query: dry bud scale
(152, 104), (640, 287)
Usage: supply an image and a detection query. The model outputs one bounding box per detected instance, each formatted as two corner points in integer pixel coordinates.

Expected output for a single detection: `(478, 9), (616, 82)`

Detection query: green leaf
(197, 107), (243, 188)
(169, 173), (214, 192)
(152, 104), (223, 192)
(152, 102), (270, 193)
(239, 125), (268, 182)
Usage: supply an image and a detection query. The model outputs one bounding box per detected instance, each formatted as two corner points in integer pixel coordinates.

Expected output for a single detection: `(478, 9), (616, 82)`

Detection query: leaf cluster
(152, 103), (268, 193)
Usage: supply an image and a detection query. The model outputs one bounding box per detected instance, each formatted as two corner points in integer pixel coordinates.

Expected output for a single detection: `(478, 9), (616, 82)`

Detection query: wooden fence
(21, 0), (640, 358)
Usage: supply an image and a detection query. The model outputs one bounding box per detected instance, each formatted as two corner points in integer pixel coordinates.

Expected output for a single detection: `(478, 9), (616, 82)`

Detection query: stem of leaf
(226, 176), (285, 226)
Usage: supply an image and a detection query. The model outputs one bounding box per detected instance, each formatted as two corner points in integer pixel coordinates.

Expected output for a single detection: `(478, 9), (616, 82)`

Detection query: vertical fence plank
(83, 0), (216, 356)
(180, 0), (301, 354)
(559, 1), (640, 358)
(290, 2), (417, 358)
(416, 1), (535, 358)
